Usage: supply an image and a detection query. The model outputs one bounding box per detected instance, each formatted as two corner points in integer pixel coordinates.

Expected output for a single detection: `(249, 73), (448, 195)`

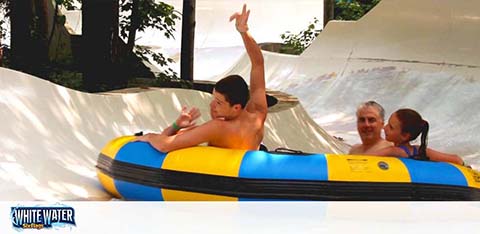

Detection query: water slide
(0, 67), (346, 200)
(2, 0), (345, 201)
(219, 0), (480, 168)
(119, 0), (480, 170)
(2, 0), (479, 201)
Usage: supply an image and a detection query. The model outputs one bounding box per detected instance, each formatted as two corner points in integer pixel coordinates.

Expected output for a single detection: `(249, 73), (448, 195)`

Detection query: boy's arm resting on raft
(137, 120), (222, 152)
(160, 125), (178, 137)
(161, 106), (201, 137)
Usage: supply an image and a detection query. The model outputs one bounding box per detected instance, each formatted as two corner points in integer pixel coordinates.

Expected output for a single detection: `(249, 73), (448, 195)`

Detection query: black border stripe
(96, 154), (480, 201)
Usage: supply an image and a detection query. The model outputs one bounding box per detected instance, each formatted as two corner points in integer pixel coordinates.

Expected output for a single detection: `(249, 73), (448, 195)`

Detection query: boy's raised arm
(230, 4), (267, 116)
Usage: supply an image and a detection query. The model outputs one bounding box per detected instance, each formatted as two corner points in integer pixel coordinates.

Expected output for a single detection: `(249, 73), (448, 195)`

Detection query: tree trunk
(180, 0), (195, 82)
(33, 0), (49, 77)
(0, 34), (3, 66)
(82, 0), (122, 92)
(10, 0), (33, 72)
(10, 0), (50, 78)
(324, 0), (334, 27)
(126, 0), (139, 53)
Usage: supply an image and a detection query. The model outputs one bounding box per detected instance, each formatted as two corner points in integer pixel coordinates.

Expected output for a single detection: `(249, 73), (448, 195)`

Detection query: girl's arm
(426, 148), (464, 165)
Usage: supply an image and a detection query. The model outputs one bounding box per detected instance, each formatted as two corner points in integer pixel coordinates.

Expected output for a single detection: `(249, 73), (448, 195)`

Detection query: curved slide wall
(0, 68), (346, 200)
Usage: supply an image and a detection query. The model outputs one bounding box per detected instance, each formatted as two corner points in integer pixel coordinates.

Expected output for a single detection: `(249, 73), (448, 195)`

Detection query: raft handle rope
(272, 147), (313, 155)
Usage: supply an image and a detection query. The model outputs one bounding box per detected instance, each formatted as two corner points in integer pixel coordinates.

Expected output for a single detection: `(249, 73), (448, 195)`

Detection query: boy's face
(210, 90), (240, 120)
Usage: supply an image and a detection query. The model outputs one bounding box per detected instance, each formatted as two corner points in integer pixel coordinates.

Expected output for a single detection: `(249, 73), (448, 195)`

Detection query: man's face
(356, 106), (384, 144)
(210, 90), (238, 120)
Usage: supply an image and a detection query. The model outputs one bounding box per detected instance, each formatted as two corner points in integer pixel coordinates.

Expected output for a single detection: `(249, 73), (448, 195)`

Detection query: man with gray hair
(349, 101), (393, 154)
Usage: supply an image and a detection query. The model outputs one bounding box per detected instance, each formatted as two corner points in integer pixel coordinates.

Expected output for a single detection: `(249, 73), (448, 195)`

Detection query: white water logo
(10, 204), (76, 231)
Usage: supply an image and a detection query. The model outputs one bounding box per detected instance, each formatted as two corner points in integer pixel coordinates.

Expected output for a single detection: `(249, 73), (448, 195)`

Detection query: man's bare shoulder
(376, 140), (394, 150)
(349, 140), (393, 155)
(363, 140), (394, 154)
(349, 144), (363, 154)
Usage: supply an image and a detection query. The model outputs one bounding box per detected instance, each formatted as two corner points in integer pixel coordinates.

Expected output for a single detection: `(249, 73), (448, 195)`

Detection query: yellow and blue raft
(96, 136), (480, 201)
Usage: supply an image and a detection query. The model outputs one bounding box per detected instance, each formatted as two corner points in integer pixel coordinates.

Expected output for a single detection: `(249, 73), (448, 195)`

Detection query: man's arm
(136, 120), (222, 152)
(230, 4), (267, 117)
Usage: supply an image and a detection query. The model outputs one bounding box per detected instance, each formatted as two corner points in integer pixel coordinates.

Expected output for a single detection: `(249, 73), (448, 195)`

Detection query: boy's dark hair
(214, 75), (249, 108)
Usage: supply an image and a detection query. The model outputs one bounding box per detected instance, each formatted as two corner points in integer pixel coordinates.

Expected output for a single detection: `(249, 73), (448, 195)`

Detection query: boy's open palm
(229, 4), (250, 33)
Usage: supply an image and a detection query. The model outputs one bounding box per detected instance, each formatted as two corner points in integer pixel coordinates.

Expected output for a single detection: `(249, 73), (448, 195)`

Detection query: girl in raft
(370, 108), (466, 165)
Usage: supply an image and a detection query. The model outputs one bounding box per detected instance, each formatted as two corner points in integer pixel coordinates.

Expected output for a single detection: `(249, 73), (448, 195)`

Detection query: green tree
(0, 0), (8, 66)
(81, 0), (180, 91)
(1, 0), (179, 92)
(0, 0), (8, 41)
(119, 0), (180, 83)
(335, 0), (381, 21)
(280, 0), (381, 55)
(280, 17), (322, 55)
(4, 0), (50, 77)
(82, 0), (121, 91)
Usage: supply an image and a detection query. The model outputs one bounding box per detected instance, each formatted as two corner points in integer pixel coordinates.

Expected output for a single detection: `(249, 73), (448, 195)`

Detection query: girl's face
(384, 113), (410, 145)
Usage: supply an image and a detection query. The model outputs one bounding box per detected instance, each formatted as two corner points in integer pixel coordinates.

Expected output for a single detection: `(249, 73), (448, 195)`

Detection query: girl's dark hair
(395, 108), (429, 160)
(214, 75), (249, 108)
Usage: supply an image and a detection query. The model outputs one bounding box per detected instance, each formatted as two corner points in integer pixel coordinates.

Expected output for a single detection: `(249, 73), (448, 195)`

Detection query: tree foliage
(119, 0), (178, 40)
(56, 0), (77, 10)
(335, 0), (381, 21)
(0, 0), (8, 51)
(5, 0), (50, 77)
(1, 0), (181, 91)
(280, 0), (381, 55)
(0, 0), (8, 38)
(280, 17), (322, 55)
(0, 0), (7, 66)
(118, 0), (180, 81)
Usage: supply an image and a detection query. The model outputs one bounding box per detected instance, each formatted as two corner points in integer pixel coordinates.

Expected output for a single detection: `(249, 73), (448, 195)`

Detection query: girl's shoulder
(396, 145), (419, 158)
(390, 146), (410, 158)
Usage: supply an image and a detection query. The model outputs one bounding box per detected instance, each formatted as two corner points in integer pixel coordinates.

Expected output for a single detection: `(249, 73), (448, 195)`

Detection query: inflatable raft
(96, 136), (480, 201)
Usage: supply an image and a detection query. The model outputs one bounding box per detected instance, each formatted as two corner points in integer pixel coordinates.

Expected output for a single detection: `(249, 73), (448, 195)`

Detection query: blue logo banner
(10, 204), (76, 231)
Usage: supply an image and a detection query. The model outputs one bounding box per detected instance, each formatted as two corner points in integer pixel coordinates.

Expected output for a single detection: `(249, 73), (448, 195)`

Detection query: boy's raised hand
(229, 4), (250, 33)
(176, 106), (201, 129)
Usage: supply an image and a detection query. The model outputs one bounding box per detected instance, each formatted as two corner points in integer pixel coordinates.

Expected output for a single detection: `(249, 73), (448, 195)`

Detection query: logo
(10, 204), (76, 230)
(377, 161), (389, 170)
